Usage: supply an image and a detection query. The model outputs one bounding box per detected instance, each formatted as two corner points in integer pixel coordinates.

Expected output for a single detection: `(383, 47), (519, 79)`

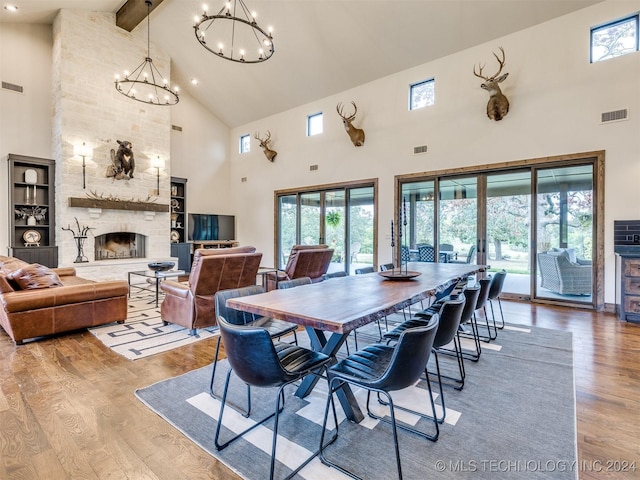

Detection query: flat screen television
(187, 214), (236, 241)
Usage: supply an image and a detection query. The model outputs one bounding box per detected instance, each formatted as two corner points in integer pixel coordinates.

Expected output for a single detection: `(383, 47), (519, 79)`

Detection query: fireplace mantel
(68, 197), (169, 213)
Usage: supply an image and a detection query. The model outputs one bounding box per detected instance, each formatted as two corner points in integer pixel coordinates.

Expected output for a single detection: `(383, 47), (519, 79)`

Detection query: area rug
(89, 294), (218, 360)
(135, 322), (577, 479)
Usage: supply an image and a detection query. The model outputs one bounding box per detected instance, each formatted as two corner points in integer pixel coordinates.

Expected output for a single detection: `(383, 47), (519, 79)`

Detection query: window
(276, 180), (377, 274)
(239, 134), (250, 153)
(409, 79), (435, 110)
(307, 112), (323, 136)
(591, 14), (639, 62)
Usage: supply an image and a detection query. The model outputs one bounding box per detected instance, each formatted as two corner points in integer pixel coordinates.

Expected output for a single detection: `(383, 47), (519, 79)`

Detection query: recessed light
(190, 78), (199, 86)
(3, 5), (19, 12)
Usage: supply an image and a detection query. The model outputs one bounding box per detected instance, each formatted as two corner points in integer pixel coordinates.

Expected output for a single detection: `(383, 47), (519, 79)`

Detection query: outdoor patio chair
(450, 245), (476, 264)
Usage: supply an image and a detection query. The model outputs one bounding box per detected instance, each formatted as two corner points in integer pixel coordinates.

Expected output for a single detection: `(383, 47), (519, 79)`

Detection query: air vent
(413, 145), (428, 155)
(601, 108), (628, 124)
(241, 177), (247, 183)
(310, 164), (318, 171)
(171, 125), (183, 131)
(2, 81), (23, 94)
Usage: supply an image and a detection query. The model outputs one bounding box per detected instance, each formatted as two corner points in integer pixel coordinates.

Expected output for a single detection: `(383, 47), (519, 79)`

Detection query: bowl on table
(148, 261), (175, 272)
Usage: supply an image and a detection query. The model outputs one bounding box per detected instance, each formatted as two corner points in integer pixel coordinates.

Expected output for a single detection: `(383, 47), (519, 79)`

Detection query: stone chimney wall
(52, 10), (172, 280)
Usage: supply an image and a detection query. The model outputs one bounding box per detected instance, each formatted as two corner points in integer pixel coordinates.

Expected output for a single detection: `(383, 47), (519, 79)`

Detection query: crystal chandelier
(194, 0), (274, 63)
(115, 1), (179, 105)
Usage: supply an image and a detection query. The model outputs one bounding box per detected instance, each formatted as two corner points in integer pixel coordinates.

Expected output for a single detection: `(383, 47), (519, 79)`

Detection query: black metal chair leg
(457, 313), (482, 361)
(430, 352), (447, 424)
(491, 297), (505, 329)
(209, 337), (223, 397)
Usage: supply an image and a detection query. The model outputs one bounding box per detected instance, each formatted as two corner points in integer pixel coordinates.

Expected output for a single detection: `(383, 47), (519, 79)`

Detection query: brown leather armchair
(160, 246), (262, 334)
(267, 244), (334, 290)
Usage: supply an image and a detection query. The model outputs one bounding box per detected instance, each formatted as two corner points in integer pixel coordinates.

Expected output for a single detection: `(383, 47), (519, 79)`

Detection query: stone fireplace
(95, 232), (146, 260)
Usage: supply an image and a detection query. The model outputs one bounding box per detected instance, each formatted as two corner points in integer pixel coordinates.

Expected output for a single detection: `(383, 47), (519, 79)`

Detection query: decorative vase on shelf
(27, 215), (37, 226)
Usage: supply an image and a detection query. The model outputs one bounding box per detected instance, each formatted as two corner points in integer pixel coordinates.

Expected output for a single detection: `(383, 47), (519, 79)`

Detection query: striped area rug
(89, 294), (218, 360)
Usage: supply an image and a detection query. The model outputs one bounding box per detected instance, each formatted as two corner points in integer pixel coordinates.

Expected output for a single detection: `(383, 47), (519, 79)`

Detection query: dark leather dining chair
(354, 266), (375, 275)
(209, 285), (299, 410)
(487, 270), (507, 329)
(418, 285), (482, 361)
(214, 316), (332, 480)
(354, 266), (384, 343)
(277, 276), (312, 289)
(319, 316), (440, 480)
(384, 296), (466, 423)
(323, 270), (347, 280)
(474, 277), (495, 341)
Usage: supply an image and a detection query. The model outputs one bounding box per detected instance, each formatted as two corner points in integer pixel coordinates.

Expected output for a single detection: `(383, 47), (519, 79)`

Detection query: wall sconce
(73, 142), (93, 189)
(150, 155), (165, 195)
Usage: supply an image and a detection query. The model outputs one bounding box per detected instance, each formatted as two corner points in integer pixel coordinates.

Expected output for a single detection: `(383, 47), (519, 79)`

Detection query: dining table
(226, 262), (488, 423)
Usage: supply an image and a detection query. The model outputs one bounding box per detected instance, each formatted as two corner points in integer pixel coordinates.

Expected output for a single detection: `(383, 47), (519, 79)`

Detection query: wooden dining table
(226, 262), (488, 422)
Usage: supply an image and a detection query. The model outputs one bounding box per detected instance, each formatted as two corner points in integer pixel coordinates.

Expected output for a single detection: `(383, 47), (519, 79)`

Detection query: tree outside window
(591, 15), (638, 62)
(409, 79), (435, 110)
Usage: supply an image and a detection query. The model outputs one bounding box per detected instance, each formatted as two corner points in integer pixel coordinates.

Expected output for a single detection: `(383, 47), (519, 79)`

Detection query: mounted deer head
(336, 101), (365, 146)
(473, 46), (510, 121)
(254, 131), (277, 162)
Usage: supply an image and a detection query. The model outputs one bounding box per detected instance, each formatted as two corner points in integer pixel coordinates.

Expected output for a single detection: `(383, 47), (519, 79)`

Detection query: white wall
(170, 89), (231, 216)
(229, 0), (640, 305)
(0, 23), (53, 254)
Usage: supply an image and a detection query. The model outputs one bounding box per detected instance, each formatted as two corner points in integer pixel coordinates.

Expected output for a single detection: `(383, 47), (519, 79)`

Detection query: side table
(128, 269), (186, 307)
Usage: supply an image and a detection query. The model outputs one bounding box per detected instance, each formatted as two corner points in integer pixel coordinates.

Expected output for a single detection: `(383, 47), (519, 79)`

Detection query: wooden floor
(1, 300), (639, 479)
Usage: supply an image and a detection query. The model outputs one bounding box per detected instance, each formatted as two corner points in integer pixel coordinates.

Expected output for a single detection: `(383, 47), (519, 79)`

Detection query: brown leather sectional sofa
(0, 255), (129, 344)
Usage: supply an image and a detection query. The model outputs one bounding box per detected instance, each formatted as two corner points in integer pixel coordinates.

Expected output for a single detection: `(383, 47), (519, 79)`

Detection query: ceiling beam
(116, 0), (165, 32)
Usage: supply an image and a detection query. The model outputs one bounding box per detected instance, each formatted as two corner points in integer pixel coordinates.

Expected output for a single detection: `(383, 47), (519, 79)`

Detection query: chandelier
(114, 0), (179, 105)
(194, 0), (274, 63)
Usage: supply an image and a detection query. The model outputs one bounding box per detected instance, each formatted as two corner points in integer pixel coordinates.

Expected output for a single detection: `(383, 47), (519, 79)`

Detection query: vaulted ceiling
(1, 0), (605, 127)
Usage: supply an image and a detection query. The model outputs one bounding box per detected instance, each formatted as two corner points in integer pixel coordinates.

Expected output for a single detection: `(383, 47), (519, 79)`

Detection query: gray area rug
(136, 319), (576, 479)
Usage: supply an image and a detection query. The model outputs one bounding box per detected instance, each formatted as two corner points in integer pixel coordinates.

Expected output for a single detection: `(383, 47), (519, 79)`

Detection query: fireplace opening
(95, 232), (146, 260)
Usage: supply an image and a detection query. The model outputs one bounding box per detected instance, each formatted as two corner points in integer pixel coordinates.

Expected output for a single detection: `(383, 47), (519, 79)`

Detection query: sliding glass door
(276, 181), (376, 274)
(439, 177), (479, 265)
(534, 165), (593, 303)
(485, 171), (532, 297)
(398, 156), (598, 308)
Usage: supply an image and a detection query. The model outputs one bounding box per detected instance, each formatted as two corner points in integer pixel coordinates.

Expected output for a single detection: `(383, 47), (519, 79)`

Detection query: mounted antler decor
(254, 131), (277, 162)
(336, 101), (365, 146)
(473, 46), (510, 121)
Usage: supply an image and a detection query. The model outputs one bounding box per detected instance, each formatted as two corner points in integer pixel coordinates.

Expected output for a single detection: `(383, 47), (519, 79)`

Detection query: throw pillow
(0, 256), (30, 275)
(564, 248), (577, 263)
(0, 274), (15, 293)
(7, 263), (63, 290)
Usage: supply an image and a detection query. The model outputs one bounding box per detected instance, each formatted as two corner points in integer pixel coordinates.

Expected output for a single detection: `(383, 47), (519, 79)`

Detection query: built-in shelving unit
(8, 153), (58, 267)
(170, 176), (190, 272)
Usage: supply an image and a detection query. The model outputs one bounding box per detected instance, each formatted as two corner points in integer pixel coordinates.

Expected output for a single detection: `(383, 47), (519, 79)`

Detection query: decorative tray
(148, 261), (175, 272)
(378, 270), (422, 281)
